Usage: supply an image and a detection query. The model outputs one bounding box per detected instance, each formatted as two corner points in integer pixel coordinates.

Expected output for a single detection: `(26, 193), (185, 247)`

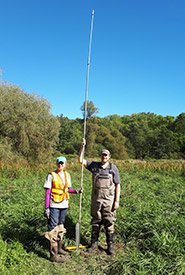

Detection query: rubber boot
(87, 232), (99, 253)
(50, 242), (65, 263)
(58, 240), (68, 255)
(106, 233), (115, 255)
(57, 224), (68, 255)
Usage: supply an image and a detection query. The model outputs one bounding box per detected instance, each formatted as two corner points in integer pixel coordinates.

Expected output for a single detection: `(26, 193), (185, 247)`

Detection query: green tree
(174, 113), (185, 158)
(121, 113), (151, 159)
(149, 126), (179, 159)
(57, 116), (83, 154)
(120, 113), (181, 159)
(0, 83), (59, 162)
(96, 126), (128, 159)
(80, 100), (99, 119)
(85, 122), (99, 157)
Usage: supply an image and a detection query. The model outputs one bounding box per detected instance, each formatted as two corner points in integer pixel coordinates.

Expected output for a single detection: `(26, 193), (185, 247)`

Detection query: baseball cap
(57, 156), (67, 163)
(101, 149), (110, 156)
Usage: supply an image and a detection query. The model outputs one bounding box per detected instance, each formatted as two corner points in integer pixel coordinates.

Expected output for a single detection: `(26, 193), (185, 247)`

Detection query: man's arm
(114, 183), (120, 210)
(78, 138), (87, 167)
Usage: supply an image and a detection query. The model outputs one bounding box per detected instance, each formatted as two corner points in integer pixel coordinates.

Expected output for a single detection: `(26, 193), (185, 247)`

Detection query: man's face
(101, 153), (110, 164)
(57, 161), (66, 172)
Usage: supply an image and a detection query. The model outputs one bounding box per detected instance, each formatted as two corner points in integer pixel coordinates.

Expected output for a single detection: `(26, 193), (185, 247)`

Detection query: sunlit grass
(0, 159), (184, 274)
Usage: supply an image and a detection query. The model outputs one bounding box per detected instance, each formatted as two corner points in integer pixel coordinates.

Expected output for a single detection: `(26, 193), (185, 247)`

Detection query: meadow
(0, 159), (184, 274)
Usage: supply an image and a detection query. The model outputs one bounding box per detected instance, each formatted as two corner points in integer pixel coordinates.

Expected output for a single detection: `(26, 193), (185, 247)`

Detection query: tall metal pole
(76, 9), (94, 251)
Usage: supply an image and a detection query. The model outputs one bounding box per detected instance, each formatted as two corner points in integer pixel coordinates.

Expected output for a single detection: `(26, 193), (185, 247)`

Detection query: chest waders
(87, 164), (116, 255)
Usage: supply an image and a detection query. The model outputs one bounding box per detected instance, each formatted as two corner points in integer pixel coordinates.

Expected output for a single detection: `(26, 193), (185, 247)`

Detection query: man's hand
(44, 208), (50, 219)
(82, 138), (86, 147)
(114, 201), (120, 210)
(79, 138), (87, 166)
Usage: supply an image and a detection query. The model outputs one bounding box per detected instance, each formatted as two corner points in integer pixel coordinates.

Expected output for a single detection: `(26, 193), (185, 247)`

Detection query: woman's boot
(58, 224), (68, 255)
(45, 226), (66, 262)
(50, 242), (66, 262)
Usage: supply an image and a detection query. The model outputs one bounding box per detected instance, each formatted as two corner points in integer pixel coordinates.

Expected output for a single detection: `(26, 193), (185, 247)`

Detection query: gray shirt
(86, 161), (121, 185)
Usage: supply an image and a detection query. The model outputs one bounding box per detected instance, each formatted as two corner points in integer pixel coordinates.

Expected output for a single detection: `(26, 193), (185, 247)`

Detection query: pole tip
(92, 9), (94, 15)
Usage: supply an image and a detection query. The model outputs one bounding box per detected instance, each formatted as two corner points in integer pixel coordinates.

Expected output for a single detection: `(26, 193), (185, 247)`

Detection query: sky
(0, 0), (185, 119)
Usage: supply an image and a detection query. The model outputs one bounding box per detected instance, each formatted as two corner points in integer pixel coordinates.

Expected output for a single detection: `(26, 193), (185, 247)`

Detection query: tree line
(0, 83), (184, 162)
(57, 112), (185, 160)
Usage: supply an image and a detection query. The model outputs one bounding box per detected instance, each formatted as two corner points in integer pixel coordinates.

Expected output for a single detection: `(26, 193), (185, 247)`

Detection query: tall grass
(0, 159), (184, 274)
(113, 168), (185, 274)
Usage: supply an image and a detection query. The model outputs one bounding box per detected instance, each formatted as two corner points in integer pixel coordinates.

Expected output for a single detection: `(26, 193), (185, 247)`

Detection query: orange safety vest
(51, 171), (70, 203)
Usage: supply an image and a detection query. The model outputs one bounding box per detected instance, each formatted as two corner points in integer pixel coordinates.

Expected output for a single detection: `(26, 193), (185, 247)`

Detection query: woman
(44, 156), (82, 262)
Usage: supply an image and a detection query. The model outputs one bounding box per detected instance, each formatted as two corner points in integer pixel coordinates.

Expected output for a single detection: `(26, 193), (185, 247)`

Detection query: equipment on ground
(65, 245), (87, 250)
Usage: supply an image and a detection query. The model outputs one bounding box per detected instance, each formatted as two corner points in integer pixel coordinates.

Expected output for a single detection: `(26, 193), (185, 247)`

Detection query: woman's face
(57, 161), (66, 172)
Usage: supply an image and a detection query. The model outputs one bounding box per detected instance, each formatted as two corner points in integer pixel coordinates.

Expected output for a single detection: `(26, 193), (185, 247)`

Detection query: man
(79, 138), (121, 255)
(44, 156), (82, 262)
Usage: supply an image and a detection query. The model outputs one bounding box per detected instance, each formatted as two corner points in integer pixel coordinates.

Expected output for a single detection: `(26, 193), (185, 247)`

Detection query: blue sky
(0, 0), (185, 119)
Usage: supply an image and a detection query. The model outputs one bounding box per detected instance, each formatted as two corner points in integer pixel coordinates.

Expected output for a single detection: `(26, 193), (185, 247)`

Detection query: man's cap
(101, 149), (111, 156)
(57, 156), (67, 163)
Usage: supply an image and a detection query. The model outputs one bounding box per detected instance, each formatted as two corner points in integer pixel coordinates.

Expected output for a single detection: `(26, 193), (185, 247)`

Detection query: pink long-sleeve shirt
(45, 188), (78, 209)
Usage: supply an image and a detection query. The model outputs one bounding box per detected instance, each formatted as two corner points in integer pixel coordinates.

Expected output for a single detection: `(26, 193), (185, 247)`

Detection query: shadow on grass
(1, 214), (88, 259)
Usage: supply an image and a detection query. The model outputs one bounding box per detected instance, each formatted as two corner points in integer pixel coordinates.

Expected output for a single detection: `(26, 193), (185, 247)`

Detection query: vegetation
(0, 82), (185, 161)
(80, 100), (99, 119)
(0, 159), (184, 274)
(0, 80), (185, 274)
(0, 83), (59, 163)
(57, 112), (185, 160)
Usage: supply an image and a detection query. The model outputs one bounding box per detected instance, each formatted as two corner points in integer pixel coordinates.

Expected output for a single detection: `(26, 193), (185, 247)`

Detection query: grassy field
(0, 159), (184, 274)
